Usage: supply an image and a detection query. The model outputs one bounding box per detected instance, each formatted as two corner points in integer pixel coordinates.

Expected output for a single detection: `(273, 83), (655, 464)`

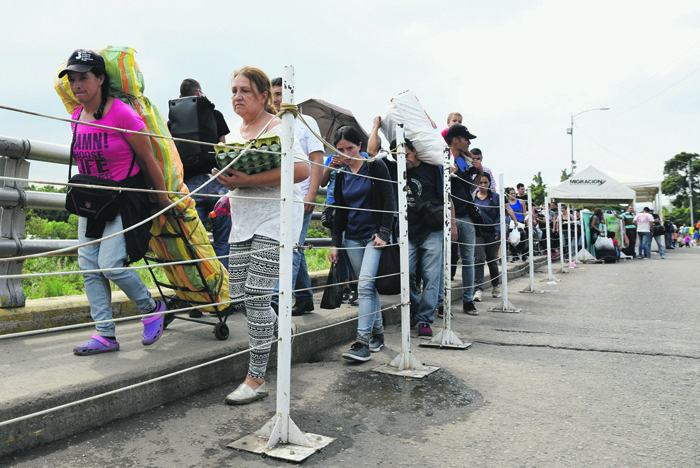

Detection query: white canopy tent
(549, 166), (637, 261)
(549, 166), (637, 206)
(624, 181), (663, 216)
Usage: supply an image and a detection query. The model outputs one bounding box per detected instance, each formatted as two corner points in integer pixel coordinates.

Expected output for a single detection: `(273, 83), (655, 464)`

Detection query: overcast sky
(2, 0), (699, 195)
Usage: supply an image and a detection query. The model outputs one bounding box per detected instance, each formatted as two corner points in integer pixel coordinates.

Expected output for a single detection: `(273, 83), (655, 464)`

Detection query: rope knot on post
(279, 103), (300, 118)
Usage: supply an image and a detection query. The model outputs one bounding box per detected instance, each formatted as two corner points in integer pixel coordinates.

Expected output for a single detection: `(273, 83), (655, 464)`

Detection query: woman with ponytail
(59, 49), (176, 355)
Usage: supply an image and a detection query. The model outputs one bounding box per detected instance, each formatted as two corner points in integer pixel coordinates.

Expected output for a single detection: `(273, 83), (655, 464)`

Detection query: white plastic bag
(509, 228), (521, 246)
(380, 90), (448, 166)
(594, 236), (614, 251)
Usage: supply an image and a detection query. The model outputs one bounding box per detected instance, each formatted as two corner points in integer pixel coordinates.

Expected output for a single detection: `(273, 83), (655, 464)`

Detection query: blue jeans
(653, 235), (666, 258)
(78, 216), (155, 337)
(637, 232), (651, 258)
(457, 215), (476, 303)
(184, 174), (232, 270)
(409, 231), (443, 325)
(272, 212), (313, 305)
(664, 232), (673, 249)
(344, 237), (383, 345)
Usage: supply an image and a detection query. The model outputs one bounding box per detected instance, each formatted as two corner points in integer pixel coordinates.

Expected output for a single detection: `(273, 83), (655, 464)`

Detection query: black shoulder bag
(65, 110), (136, 221)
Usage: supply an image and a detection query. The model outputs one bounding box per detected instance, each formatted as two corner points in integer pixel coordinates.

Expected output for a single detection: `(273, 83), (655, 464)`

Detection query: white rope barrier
(1, 79), (568, 456)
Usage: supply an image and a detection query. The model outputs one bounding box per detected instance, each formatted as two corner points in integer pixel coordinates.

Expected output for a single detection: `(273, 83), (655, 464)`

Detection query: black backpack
(168, 96), (218, 169)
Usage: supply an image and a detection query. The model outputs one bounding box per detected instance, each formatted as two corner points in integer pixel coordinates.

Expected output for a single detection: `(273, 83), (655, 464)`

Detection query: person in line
(651, 211), (666, 259)
(506, 187), (528, 261)
(445, 125), (481, 316)
(330, 126), (395, 362)
(590, 208), (606, 247)
(270, 77), (325, 316)
(400, 139), (444, 337)
(608, 231), (621, 261)
(216, 67), (310, 404)
(515, 183), (527, 201)
(440, 112), (463, 138)
(506, 187), (526, 223)
(558, 205), (574, 259)
(663, 218), (676, 250)
(634, 207), (654, 259)
(167, 79), (231, 271)
(614, 205), (637, 258)
(473, 173), (518, 300)
(321, 153), (357, 304)
(60, 49), (174, 355)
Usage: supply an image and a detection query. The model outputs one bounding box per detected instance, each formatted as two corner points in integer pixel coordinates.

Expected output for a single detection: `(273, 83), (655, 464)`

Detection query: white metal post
(232, 66), (334, 462)
(425, 147), (469, 348)
(543, 196), (558, 282)
(572, 207), (579, 263)
(256, 65), (310, 450)
(387, 125), (427, 370)
(489, 174), (520, 312)
(568, 205), (576, 268)
(521, 188), (542, 293)
(581, 211), (587, 254)
(556, 203), (567, 274)
(527, 189), (535, 288)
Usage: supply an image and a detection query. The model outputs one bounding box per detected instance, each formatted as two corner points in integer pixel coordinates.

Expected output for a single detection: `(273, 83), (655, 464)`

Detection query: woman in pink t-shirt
(59, 49), (176, 355)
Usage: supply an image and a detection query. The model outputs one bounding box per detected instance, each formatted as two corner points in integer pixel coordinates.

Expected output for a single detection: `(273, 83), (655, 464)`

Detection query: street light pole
(567, 107), (610, 177)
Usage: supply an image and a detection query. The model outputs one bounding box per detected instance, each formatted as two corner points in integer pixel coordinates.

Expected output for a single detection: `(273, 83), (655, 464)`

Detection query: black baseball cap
(445, 124), (477, 141)
(58, 49), (105, 78)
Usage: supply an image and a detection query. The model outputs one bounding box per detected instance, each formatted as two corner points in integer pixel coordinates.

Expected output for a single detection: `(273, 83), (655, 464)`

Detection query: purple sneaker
(142, 300), (166, 346)
(418, 323), (433, 337)
(73, 334), (120, 356)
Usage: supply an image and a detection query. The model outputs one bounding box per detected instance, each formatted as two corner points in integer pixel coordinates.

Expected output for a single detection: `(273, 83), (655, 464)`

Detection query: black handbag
(375, 243), (401, 295)
(65, 109), (136, 221)
(320, 203), (335, 229)
(65, 174), (124, 220)
(320, 263), (343, 309)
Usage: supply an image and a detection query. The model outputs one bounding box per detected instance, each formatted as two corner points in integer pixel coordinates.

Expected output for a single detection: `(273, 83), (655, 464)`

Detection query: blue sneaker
(369, 334), (384, 352)
(342, 342), (371, 361)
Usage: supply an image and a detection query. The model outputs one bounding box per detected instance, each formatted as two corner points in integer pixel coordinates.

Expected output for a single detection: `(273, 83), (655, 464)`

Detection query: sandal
(73, 334), (119, 356)
(142, 300), (166, 346)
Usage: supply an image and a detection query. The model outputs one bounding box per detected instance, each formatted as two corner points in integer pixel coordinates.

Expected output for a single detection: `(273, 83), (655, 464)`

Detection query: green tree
(661, 152), (699, 225)
(528, 171), (547, 206)
(560, 169), (571, 182)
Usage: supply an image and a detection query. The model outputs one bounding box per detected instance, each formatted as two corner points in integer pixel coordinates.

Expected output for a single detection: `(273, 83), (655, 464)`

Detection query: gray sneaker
(492, 286), (501, 298)
(473, 290), (483, 302)
(342, 342), (371, 361)
(369, 334), (384, 352)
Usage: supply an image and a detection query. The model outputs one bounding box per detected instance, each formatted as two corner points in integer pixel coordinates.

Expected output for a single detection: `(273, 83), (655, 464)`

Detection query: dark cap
(445, 124), (476, 142)
(58, 49), (105, 78)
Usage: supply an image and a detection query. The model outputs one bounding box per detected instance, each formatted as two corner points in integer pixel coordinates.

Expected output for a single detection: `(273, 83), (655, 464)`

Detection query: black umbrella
(298, 98), (370, 155)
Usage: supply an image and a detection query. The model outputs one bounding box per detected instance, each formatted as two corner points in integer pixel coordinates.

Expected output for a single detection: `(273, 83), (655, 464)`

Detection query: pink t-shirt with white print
(70, 98), (144, 181)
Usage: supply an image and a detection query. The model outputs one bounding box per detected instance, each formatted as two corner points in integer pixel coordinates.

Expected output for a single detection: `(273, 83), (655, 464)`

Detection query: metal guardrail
(0, 134), (331, 307)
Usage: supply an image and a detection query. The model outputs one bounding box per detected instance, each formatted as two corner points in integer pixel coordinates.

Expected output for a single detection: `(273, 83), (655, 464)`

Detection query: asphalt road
(2, 248), (698, 467)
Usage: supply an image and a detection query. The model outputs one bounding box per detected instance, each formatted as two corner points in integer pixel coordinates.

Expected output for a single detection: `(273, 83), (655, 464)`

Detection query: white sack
(381, 90), (448, 166)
